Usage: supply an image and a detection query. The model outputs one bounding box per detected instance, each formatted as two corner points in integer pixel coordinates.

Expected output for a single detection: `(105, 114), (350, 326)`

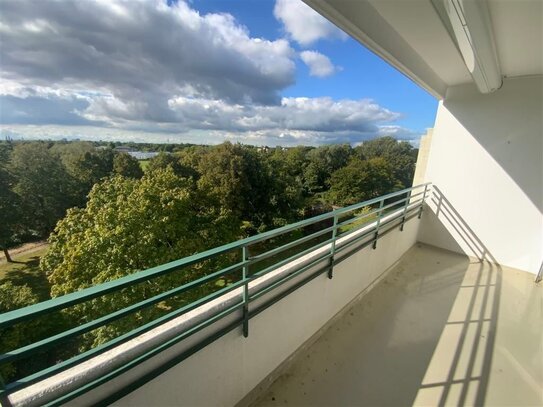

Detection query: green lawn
(0, 246), (51, 301)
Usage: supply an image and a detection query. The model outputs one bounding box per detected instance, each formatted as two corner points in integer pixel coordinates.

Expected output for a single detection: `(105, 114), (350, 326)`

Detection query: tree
(264, 147), (305, 223)
(8, 143), (74, 236)
(0, 145), (23, 261)
(328, 157), (398, 206)
(196, 142), (276, 231)
(41, 169), (239, 348)
(355, 137), (417, 188)
(303, 145), (352, 194)
(146, 152), (198, 179)
(113, 153), (143, 178)
(0, 165), (22, 262)
(0, 282), (41, 379)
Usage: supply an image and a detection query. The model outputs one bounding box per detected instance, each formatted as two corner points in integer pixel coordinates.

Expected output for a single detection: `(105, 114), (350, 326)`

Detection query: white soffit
(487, 0), (543, 78)
(303, 0), (451, 98)
(304, 0), (543, 97)
(368, 0), (472, 86)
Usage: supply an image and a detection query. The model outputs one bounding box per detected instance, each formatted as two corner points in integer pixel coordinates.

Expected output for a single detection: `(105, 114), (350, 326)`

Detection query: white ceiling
(304, 0), (543, 99)
(488, 0), (543, 78)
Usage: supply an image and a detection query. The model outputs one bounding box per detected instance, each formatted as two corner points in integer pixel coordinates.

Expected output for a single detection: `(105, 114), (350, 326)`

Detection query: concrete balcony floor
(252, 244), (542, 407)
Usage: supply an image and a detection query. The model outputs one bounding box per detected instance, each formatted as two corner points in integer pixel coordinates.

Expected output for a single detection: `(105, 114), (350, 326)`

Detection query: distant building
(128, 151), (160, 160)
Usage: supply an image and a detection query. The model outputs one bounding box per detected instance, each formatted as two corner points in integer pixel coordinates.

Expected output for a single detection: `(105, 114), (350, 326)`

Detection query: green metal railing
(0, 183), (430, 405)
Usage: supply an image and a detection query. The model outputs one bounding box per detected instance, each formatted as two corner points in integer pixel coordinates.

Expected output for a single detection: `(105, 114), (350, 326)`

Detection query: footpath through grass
(0, 246), (51, 301)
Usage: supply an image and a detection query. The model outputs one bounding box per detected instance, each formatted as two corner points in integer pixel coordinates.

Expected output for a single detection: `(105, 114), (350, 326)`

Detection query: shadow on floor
(253, 244), (505, 406)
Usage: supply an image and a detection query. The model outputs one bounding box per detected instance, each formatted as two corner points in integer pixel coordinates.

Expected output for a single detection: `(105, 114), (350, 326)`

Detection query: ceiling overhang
(303, 0), (543, 99)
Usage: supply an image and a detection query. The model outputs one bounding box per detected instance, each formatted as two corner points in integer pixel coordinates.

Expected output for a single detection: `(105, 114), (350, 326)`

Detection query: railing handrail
(0, 183), (431, 403)
(0, 182), (430, 328)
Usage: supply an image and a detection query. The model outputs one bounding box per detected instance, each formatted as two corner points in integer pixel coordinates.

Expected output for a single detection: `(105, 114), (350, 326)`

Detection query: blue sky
(195, 0), (437, 133)
(0, 0), (437, 146)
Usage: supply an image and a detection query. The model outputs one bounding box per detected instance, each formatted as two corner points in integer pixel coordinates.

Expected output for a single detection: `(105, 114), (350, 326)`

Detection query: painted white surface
(419, 76), (543, 274)
(412, 128), (433, 187)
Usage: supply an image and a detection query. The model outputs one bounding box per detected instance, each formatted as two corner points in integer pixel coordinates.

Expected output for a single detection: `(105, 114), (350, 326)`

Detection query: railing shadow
(429, 185), (498, 264)
(413, 186), (502, 406)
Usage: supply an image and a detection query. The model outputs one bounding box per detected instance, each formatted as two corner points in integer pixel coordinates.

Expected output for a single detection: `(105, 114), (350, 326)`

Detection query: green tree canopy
(8, 143), (74, 236)
(0, 282), (39, 379)
(146, 152), (198, 179)
(0, 147), (23, 259)
(328, 157), (398, 206)
(113, 153), (144, 179)
(196, 142), (277, 231)
(41, 169), (239, 348)
(355, 137), (417, 188)
(303, 144), (352, 194)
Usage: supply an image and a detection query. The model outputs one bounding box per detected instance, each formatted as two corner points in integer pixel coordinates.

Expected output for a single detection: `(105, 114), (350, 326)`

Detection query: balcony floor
(252, 244), (542, 407)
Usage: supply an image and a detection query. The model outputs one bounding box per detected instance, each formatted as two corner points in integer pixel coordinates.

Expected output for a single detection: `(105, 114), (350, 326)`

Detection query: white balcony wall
(419, 76), (543, 275)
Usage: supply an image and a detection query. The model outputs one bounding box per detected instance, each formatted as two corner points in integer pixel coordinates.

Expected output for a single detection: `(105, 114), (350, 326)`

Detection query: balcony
(1, 0), (542, 405)
(0, 184), (541, 407)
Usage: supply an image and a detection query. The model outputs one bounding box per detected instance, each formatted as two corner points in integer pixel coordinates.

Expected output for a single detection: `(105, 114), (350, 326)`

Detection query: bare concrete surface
(252, 244), (542, 407)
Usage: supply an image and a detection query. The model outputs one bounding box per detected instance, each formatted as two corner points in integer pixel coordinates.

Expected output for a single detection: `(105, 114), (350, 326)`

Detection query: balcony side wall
(68, 216), (420, 407)
(418, 76), (543, 274)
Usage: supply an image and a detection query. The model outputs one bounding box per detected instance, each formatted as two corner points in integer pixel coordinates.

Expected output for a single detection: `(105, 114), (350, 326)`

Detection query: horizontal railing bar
(248, 225), (335, 264)
(336, 191), (426, 228)
(335, 207), (421, 255)
(44, 186), (434, 402)
(0, 261), (245, 365)
(336, 204), (418, 244)
(337, 209), (402, 241)
(249, 251), (332, 302)
(0, 255), (242, 330)
(338, 199), (424, 235)
(47, 301), (244, 407)
(251, 237), (335, 279)
(0, 183), (430, 329)
(1, 183), (432, 399)
(334, 183), (429, 216)
(4, 279), (246, 392)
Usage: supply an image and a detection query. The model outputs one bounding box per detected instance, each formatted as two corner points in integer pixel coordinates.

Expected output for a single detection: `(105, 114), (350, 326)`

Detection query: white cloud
(300, 51), (340, 77)
(0, 0), (296, 117)
(166, 96), (399, 132)
(274, 0), (347, 46)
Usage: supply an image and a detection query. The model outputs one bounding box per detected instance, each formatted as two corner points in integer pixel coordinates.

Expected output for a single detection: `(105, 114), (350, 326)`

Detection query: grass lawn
(0, 246), (51, 301)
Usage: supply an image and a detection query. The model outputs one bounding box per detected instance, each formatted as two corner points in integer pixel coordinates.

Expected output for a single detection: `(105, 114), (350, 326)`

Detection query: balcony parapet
(0, 184), (430, 407)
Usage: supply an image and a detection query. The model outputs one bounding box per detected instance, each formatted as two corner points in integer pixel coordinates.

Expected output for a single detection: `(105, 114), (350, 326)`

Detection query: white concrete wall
(412, 128), (433, 187)
(418, 76), (543, 275)
(65, 214), (420, 407)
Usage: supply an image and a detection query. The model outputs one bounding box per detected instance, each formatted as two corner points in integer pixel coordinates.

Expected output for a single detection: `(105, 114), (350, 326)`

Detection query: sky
(0, 0), (438, 146)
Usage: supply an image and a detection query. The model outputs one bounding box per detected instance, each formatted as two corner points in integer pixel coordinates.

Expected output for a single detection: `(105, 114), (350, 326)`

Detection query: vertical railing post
(418, 184), (429, 219)
(328, 213), (338, 279)
(400, 189), (412, 231)
(373, 199), (385, 249)
(536, 262), (543, 284)
(241, 245), (249, 338)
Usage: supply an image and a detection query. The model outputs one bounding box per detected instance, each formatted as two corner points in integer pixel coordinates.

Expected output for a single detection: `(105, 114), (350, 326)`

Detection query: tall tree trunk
(3, 247), (13, 263)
